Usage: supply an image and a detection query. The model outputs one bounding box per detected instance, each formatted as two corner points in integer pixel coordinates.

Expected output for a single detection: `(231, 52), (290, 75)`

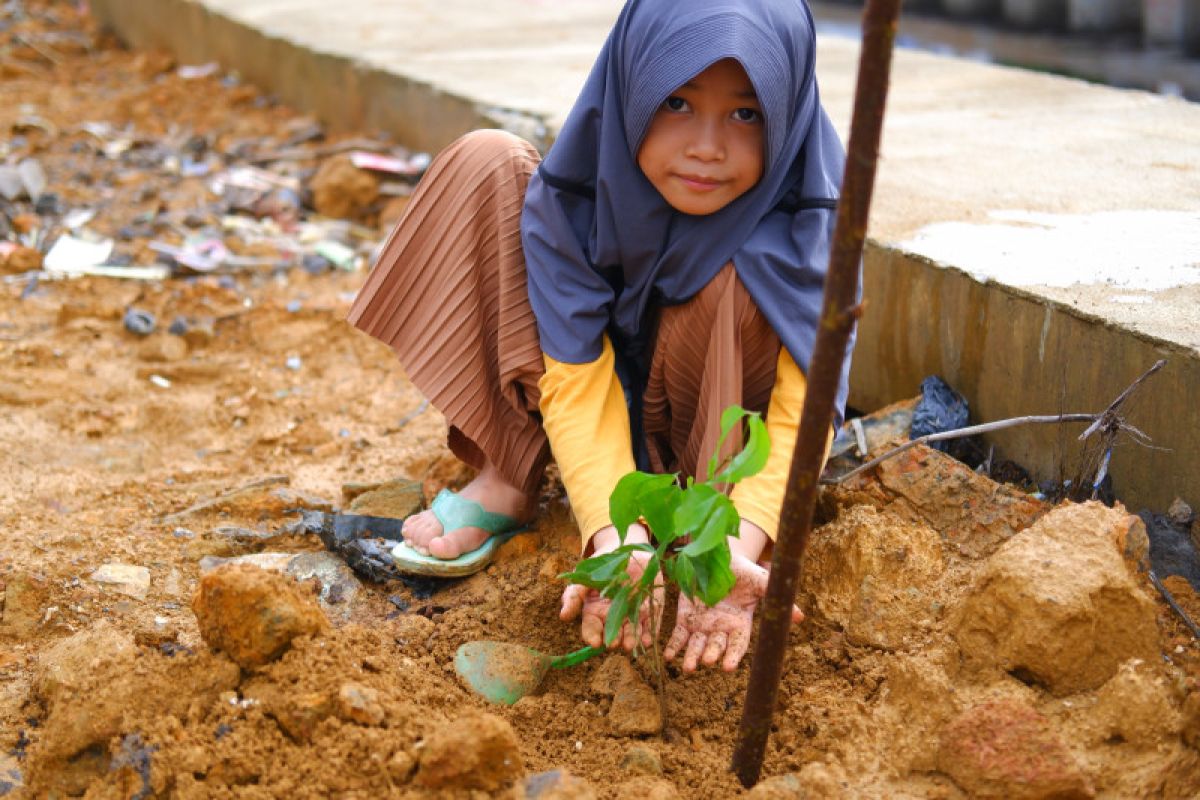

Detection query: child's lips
(674, 173), (725, 192)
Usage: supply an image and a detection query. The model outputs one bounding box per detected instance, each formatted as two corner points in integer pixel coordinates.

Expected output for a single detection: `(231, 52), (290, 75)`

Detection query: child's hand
(559, 523), (664, 651)
(663, 521), (802, 672)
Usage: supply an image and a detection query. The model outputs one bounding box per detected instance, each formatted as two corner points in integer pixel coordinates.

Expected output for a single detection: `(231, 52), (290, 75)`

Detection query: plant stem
(731, 0), (902, 787)
(647, 588), (668, 733)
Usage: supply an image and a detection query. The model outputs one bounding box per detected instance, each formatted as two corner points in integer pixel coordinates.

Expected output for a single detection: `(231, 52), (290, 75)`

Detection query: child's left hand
(663, 532), (803, 672)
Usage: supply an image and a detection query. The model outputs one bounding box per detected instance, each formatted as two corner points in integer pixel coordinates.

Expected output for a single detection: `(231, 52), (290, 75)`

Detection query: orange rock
(191, 563), (329, 668)
(416, 710), (524, 791)
(310, 155), (379, 220)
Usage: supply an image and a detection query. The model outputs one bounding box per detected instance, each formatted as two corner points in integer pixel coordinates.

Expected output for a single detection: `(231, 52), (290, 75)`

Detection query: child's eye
(733, 107), (762, 123)
(663, 96), (688, 112)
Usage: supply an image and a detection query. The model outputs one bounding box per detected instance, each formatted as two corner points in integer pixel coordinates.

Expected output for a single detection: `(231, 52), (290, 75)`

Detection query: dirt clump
(416, 709), (525, 791)
(192, 563), (330, 668)
(801, 504), (946, 649)
(310, 154), (380, 220)
(346, 476), (424, 518)
(952, 502), (1159, 695)
(937, 697), (1094, 799)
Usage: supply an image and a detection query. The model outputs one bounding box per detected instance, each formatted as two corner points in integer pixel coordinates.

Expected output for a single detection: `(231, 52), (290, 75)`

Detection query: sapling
(560, 405), (770, 721)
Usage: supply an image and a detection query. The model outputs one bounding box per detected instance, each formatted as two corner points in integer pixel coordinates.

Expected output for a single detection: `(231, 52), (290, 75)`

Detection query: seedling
(560, 405), (770, 718)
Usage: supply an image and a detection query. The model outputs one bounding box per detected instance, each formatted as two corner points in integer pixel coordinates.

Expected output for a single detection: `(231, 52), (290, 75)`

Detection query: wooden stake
(731, 0), (903, 787)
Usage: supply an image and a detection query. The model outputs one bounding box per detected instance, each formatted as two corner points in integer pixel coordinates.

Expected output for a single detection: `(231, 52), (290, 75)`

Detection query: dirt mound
(3, 4), (1199, 798)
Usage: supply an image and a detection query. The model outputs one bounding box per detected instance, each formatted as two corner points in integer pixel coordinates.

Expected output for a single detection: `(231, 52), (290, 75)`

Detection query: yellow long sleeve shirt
(538, 336), (809, 552)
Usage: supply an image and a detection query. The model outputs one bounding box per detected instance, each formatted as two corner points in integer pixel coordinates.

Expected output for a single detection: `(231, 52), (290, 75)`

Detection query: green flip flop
(389, 489), (525, 577)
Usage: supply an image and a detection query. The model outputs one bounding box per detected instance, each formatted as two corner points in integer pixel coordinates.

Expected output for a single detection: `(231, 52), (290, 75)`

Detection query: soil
(2, 3), (1199, 798)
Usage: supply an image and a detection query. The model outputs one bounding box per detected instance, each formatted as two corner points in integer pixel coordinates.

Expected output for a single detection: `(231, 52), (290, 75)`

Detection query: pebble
(123, 307), (156, 336)
(89, 564), (151, 600)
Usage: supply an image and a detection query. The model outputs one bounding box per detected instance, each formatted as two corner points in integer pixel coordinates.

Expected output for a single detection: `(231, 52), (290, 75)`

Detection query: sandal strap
(429, 489), (521, 536)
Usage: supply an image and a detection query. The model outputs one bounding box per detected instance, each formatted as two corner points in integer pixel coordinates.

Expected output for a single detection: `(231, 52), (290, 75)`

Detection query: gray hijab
(521, 0), (853, 424)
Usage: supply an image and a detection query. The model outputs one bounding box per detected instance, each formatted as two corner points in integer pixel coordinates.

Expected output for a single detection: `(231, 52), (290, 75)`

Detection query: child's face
(636, 58), (765, 216)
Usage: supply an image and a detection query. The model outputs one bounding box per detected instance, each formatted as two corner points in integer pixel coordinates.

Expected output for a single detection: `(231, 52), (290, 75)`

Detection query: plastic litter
(43, 233), (114, 273)
(911, 375), (969, 451)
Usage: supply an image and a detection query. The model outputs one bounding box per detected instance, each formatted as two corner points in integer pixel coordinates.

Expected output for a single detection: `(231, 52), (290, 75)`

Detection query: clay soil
(2, 3), (1199, 798)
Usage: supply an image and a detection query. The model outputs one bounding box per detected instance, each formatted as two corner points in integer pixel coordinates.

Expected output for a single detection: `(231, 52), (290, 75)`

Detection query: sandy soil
(2, 3), (1199, 798)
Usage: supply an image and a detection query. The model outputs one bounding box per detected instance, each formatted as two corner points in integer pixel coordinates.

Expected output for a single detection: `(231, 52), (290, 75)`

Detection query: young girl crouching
(348, 0), (851, 672)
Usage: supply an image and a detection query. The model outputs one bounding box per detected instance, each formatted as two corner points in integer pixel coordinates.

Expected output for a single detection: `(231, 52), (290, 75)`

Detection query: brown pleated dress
(347, 129), (780, 499)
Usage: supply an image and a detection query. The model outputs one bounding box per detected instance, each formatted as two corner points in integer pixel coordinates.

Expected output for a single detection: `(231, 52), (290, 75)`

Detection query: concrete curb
(88, 0), (550, 154)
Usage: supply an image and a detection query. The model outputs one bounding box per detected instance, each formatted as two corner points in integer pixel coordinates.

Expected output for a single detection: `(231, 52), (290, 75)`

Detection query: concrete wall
(88, 0), (517, 153)
(851, 244), (1197, 514)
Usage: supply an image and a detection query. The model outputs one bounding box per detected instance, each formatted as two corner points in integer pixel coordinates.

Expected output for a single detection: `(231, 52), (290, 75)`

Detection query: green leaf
(604, 585), (632, 647)
(610, 472), (659, 540)
(637, 479), (682, 545)
(610, 472), (680, 543)
(666, 553), (698, 599)
(714, 410), (770, 485)
(680, 492), (740, 557)
(559, 551), (630, 590)
(692, 546), (736, 606)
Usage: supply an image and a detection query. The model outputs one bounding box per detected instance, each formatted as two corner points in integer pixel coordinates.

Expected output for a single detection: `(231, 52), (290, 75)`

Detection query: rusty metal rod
(731, 0), (903, 787)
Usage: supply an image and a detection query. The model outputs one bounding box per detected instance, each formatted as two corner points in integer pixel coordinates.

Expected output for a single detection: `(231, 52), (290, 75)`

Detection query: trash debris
(177, 62), (220, 80)
(43, 234), (114, 274)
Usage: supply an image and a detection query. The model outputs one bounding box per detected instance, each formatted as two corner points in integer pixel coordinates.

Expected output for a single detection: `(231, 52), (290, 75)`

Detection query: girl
(347, 0), (851, 672)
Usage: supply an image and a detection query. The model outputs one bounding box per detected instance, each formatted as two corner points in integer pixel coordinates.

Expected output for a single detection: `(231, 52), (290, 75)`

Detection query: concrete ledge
(88, 0), (550, 153)
(854, 245), (1197, 512)
(90, 0), (1200, 514)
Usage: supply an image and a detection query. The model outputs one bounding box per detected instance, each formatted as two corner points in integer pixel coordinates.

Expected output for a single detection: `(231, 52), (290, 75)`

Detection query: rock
(952, 502), (1159, 695)
(591, 654), (639, 696)
(1086, 659), (1182, 746)
(336, 682), (385, 726)
(200, 551), (360, 614)
(1168, 497), (1195, 529)
(831, 443), (1048, 559)
(191, 563), (329, 669)
(246, 684), (332, 743)
(938, 698), (1093, 799)
(611, 777), (681, 799)
(123, 306), (156, 336)
(181, 317), (215, 349)
(610, 672), (662, 736)
(416, 710), (524, 791)
(386, 749), (416, 781)
(802, 505), (945, 649)
(746, 773), (804, 799)
(32, 622), (238, 775)
(589, 655), (662, 735)
(2, 245), (41, 274)
(136, 334), (188, 362)
(346, 478), (423, 519)
(0, 572), (46, 636)
(89, 564), (151, 600)
(620, 744), (662, 776)
(163, 475), (333, 524)
(36, 621), (139, 706)
(310, 154), (379, 220)
(521, 769), (599, 799)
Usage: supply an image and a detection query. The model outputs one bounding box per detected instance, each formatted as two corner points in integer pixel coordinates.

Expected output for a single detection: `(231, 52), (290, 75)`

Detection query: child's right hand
(559, 522), (664, 652)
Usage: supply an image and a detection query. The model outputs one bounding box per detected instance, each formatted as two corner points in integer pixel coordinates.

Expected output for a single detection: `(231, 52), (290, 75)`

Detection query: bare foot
(401, 462), (534, 559)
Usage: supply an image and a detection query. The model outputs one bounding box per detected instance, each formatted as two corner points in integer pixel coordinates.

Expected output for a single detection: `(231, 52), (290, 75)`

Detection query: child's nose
(684, 119), (725, 162)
